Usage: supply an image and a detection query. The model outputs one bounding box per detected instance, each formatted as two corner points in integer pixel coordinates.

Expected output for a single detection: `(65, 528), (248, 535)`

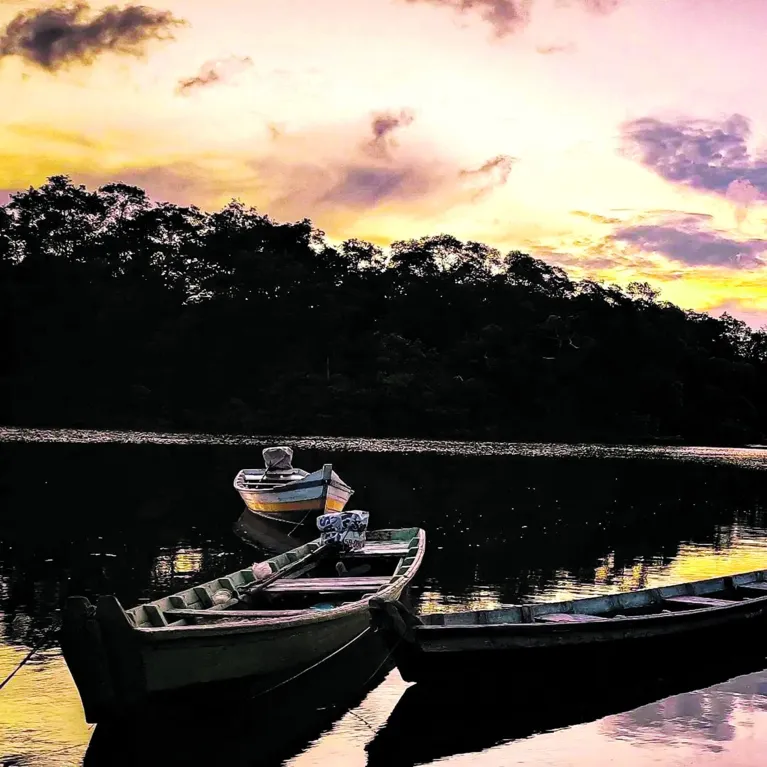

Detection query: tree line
(3, 176), (766, 444)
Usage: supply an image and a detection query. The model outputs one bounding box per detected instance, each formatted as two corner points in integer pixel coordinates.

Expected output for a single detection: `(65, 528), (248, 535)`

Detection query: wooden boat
(370, 567), (767, 684)
(233, 446), (353, 525)
(61, 523), (425, 723)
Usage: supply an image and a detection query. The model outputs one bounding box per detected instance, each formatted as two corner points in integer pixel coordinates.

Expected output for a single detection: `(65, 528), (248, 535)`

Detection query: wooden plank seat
(663, 596), (736, 609)
(164, 608), (308, 620)
(265, 576), (389, 593)
(345, 542), (411, 557)
(535, 613), (609, 623)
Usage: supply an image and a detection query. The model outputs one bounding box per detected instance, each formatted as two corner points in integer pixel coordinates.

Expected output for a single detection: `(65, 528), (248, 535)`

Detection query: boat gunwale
(123, 527), (426, 639)
(233, 467), (353, 494)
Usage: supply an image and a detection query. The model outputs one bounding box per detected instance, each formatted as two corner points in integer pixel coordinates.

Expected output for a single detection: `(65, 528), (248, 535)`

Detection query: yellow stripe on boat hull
(243, 497), (348, 513)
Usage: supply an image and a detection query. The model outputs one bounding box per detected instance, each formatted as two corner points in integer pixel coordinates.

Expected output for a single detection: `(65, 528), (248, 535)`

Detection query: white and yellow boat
(233, 446), (354, 525)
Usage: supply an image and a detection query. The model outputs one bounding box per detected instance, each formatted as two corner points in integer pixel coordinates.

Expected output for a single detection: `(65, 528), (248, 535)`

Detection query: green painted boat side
(60, 527), (426, 722)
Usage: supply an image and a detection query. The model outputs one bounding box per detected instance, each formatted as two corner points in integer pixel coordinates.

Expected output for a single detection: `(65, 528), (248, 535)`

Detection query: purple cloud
(320, 166), (438, 207)
(620, 114), (767, 196)
(611, 214), (767, 269)
(0, 2), (185, 71)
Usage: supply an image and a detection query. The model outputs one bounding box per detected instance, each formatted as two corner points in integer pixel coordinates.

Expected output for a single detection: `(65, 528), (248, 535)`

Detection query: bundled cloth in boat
(263, 446), (295, 470)
(317, 510), (369, 550)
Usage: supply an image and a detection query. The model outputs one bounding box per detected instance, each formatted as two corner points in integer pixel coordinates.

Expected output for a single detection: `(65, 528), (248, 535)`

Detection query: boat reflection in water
(233, 506), (315, 557)
(83, 625), (395, 767)
(365, 654), (767, 767)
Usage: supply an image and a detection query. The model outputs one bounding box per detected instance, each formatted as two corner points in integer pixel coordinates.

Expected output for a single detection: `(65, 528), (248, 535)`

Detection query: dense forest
(3, 176), (766, 444)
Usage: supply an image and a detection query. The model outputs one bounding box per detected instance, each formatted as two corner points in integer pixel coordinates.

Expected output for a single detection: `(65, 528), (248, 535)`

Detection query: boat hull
(371, 575), (767, 685)
(386, 609), (767, 684)
(237, 478), (353, 525)
(64, 593), (387, 722)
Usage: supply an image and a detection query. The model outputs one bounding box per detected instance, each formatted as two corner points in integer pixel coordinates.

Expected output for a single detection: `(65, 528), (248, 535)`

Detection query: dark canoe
(370, 568), (767, 684)
(61, 526), (425, 723)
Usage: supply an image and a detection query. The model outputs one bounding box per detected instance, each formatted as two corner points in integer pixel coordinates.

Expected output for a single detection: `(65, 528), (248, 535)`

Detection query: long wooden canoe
(370, 567), (767, 684)
(61, 526), (425, 723)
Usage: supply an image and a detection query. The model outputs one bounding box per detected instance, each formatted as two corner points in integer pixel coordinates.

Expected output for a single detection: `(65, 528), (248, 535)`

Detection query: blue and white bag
(316, 510), (370, 550)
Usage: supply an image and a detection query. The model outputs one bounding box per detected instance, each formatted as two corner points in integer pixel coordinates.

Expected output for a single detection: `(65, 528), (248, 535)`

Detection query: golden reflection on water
(150, 547), (204, 589)
(0, 646), (91, 766)
(418, 587), (505, 615)
(527, 528), (767, 605)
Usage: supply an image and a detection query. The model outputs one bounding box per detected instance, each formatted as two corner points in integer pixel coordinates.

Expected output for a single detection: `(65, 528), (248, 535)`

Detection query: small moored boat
(233, 446), (353, 525)
(370, 567), (767, 684)
(61, 514), (425, 723)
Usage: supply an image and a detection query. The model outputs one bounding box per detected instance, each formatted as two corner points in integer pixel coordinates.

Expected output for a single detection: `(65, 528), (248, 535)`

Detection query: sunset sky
(3, 0), (767, 325)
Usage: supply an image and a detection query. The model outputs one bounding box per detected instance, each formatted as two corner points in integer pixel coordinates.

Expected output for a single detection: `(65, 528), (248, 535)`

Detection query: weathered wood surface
(535, 613), (610, 623)
(241, 543), (329, 597)
(345, 542), (411, 557)
(664, 596), (737, 609)
(164, 608), (309, 620)
(266, 576), (390, 593)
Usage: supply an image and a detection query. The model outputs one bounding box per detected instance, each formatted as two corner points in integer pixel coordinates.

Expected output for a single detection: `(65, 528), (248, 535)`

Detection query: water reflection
(365, 665), (767, 767)
(603, 672), (767, 749)
(2, 438), (767, 765)
(82, 629), (394, 767)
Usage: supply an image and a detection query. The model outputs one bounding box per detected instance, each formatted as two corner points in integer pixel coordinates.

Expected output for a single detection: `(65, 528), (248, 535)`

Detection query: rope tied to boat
(250, 621), (403, 701)
(0, 614), (62, 692)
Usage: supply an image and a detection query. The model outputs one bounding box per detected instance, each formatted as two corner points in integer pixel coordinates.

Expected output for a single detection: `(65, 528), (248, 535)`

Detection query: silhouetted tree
(4, 176), (766, 444)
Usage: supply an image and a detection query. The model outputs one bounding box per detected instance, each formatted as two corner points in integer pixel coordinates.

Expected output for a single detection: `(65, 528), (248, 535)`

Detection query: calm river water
(2, 428), (767, 766)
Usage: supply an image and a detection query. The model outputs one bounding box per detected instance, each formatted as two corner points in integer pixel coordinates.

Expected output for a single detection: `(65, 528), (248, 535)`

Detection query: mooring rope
(251, 622), (401, 701)
(0, 616), (61, 692)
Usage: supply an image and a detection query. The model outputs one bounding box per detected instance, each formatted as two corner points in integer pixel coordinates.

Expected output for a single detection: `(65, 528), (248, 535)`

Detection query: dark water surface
(2, 428), (767, 765)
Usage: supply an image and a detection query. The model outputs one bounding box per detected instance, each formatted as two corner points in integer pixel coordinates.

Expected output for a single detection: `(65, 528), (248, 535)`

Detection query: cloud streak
(536, 42), (576, 55)
(459, 154), (515, 200)
(403, 0), (532, 37)
(570, 210), (621, 224)
(402, 0), (621, 37)
(72, 109), (517, 229)
(610, 213), (767, 269)
(0, 2), (185, 71)
(176, 55), (253, 95)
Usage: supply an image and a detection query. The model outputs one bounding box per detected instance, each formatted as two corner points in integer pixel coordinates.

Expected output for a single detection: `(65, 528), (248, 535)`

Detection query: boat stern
(60, 595), (147, 723)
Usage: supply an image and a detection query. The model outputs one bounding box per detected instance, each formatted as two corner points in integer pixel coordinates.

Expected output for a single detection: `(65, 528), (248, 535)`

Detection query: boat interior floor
(424, 581), (767, 627)
(156, 544), (410, 625)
